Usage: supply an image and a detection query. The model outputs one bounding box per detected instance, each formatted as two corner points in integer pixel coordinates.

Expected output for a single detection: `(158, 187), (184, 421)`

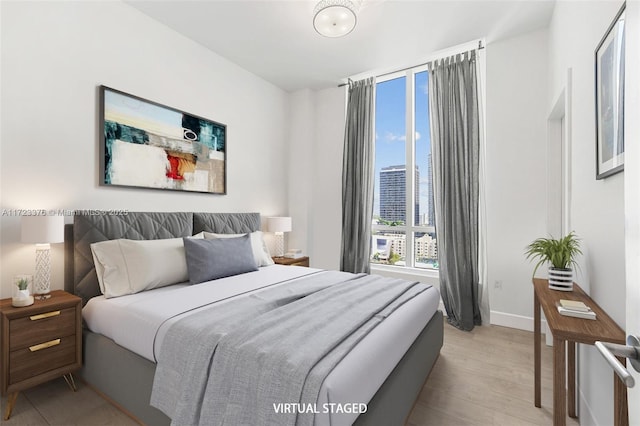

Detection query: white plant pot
(12, 289), (34, 307)
(548, 267), (573, 291)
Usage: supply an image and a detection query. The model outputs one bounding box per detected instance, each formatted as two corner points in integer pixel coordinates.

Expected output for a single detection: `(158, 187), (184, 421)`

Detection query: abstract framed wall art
(100, 86), (226, 194)
(595, 3), (625, 180)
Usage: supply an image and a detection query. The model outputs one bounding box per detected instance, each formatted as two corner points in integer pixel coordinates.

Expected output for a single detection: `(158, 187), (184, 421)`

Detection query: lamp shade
(21, 216), (64, 244)
(267, 217), (292, 233)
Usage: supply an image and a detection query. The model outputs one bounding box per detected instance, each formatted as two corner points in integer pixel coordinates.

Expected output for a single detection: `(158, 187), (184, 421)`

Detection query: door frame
(547, 68), (572, 239)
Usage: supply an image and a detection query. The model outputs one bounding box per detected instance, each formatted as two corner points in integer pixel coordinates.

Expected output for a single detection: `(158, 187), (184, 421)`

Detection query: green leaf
(524, 232), (581, 277)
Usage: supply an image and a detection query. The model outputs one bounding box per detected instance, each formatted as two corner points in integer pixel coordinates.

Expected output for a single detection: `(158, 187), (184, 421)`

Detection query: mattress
(83, 265), (440, 426)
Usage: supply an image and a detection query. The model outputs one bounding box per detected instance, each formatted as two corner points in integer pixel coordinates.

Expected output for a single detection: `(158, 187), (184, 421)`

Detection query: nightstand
(272, 256), (310, 267)
(0, 290), (82, 420)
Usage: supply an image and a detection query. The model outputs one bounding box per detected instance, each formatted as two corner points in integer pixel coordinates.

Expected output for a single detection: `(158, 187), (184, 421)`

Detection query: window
(371, 69), (438, 270)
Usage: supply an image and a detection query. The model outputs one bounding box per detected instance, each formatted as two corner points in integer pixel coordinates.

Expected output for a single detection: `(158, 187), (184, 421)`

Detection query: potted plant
(12, 275), (34, 307)
(525, 232), (582, 291)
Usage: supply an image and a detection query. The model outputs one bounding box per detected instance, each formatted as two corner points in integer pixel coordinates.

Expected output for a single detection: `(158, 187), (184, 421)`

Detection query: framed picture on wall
(99, 86), (227, 194)
(595, 3), (625, 180)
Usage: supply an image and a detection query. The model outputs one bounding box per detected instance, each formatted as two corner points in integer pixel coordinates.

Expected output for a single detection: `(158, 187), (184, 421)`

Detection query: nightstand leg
(4, 392), (18, 420)
(63, 373), (77, 392)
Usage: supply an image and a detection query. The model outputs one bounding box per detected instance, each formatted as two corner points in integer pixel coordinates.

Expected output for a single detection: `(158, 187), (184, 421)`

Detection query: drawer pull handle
(29, 339), (61, 352)
(30, 311), (60, 321)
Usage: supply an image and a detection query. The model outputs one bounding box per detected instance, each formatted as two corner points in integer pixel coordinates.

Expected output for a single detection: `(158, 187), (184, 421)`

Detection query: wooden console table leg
(568, 341), (576, 418)
(534, 293), (541, 407)
(614, 356), (629, 426)
(553, 337), (566, 426)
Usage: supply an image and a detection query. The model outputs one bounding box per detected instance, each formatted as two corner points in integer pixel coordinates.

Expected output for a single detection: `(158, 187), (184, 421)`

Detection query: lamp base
(274, 233), (285, 258)
(34, 244), (52, 296)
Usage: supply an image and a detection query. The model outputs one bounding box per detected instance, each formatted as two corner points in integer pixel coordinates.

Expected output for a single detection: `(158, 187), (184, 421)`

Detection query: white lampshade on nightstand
(21, 216), (64, 299)
(267, 216), (292, 257)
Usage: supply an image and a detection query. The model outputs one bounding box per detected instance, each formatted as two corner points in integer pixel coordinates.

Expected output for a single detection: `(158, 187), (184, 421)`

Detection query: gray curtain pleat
(428, 51), (481, 331)
(341, 78), (375, 273)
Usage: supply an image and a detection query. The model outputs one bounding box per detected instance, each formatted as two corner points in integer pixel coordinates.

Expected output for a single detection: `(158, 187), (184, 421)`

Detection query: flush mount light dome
(313, 0), (358, 38)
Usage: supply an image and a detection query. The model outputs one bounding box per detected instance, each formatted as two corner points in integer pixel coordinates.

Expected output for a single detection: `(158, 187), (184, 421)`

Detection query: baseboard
(441, 306), (550, 335)
(489, 310), (548, 334)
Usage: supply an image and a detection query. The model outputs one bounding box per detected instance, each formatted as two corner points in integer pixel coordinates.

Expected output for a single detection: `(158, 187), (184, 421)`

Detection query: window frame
(371, 65), (437, 273)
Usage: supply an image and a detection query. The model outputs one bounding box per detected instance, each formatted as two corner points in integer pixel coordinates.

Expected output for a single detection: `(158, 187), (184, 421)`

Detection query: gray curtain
(428, 51), (481, 331)
(341, 78), (375, 273)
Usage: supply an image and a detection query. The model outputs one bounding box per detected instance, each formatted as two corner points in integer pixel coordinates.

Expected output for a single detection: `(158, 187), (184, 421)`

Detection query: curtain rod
(338, 40), (484, 87)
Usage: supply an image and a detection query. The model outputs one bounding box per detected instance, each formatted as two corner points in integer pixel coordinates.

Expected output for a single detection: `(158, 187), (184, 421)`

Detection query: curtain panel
(341, 78), (375, 273)
(428, 51), (482, 330)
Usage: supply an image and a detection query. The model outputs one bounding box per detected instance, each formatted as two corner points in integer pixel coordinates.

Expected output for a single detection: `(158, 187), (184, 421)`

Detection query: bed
(65, 212), (443, 426)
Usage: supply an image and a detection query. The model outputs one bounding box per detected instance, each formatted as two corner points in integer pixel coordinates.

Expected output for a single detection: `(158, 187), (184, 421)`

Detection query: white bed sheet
(83, 265), (440, 426)
(83, 265), (319, 362)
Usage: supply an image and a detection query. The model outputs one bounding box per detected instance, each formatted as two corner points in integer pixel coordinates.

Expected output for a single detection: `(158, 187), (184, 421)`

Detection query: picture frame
(595, 3), (625, 180)
(99, 86), (226, 194)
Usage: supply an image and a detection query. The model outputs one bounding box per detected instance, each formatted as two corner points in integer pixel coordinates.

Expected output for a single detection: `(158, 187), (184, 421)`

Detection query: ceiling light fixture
(313, 0), (358, 38)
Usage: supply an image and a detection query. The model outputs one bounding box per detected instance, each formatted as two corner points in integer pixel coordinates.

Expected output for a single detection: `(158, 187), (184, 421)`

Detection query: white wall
(548, 2), (626, 424)
(287, 90), (315, 257)
(0, 1), (289, 298)
(309, 87), (345, 270)
(287, 87), (345, 270)
(485, 29), (549, 328)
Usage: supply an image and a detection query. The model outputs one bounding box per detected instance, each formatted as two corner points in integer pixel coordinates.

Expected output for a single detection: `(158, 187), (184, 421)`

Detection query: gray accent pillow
(183, 234), (258, 284)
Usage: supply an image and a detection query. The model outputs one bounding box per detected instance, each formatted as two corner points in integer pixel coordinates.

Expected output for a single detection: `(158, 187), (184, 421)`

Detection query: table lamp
(267, 216), (292, 257)
(21, 216), (64, 299)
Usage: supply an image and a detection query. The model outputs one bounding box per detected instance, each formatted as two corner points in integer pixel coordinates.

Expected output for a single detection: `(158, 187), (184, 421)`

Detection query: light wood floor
(408, 324), (579, 426)
(1, 324), (577, 425)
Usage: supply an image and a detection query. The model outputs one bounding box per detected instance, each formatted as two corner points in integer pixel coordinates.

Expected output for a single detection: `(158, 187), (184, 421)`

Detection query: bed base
(80, 310), (443, 426)
(355, 310), (443, 426)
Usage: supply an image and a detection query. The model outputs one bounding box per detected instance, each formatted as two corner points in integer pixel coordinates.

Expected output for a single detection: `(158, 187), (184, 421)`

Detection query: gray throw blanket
(151, 270), (430, 426)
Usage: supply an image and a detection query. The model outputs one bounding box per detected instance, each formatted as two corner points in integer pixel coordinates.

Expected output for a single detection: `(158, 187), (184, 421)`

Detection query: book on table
(557, 304), (597, 320)
(558, 299), (591, 312)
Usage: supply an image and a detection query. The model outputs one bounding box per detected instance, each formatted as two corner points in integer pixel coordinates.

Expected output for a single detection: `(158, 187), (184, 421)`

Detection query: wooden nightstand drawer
(9, 335), (77, 385)
(9, 307), (76, 350)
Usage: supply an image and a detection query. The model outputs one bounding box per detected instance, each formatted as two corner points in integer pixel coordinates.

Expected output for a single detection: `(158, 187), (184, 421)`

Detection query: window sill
(370, 264), (439, 286)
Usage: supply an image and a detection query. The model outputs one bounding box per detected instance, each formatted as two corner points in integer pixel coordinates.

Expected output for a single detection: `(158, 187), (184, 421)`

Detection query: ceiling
(127, 0), (556, 92)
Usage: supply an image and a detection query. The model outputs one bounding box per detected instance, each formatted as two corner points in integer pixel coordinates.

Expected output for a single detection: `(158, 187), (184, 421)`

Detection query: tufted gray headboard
(66, 212), (261, 305)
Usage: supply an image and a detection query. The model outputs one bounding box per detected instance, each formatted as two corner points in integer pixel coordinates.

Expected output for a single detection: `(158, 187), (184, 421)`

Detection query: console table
(533, 278), (627, 426)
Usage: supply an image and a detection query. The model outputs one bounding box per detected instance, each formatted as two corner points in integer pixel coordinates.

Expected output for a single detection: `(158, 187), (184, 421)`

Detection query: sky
(374, 71), (431, 223)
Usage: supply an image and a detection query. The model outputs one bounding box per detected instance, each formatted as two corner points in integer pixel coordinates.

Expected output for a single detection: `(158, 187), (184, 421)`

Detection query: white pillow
(90, 237), (189, 298)
(203, 231), (274, 267)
